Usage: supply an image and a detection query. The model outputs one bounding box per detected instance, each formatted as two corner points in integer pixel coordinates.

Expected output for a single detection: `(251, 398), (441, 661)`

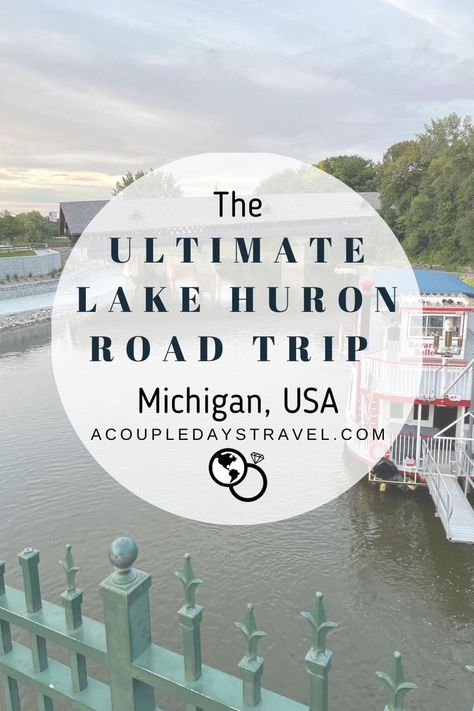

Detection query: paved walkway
(0, 293), (55, 316)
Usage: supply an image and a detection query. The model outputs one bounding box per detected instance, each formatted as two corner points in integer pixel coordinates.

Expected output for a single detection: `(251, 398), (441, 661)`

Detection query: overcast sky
(1, 0), (473, 213)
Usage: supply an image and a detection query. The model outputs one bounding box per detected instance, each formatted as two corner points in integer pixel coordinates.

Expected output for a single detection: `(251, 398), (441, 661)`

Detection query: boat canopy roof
(414, 269), (474, 296)
(373, 268), (474, 297)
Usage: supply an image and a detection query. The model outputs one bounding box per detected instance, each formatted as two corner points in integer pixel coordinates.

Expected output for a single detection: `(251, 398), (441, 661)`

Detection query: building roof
(60, 200), (108, 236)
(414, 269), (474, 296)
(59, 192), (381, 238)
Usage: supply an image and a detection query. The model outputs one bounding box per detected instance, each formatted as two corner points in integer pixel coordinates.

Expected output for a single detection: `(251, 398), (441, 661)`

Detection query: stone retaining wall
(0, 249), (61, 279)
(0, 279), (59, 301)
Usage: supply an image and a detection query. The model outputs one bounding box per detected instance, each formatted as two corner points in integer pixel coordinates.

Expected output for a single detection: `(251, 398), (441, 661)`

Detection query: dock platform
(424, 472), (474, 544)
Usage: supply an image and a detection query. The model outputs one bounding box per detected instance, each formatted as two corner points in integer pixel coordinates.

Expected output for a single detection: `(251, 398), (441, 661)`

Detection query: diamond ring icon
(208, 449), (267, 502)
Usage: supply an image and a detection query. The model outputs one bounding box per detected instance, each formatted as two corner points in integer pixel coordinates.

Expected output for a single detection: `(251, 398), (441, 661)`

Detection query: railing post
(302, 592), (337, 711)
(99, 537), (155, 711)
(18, 548), (42, 613)
(0, 561), (10, 653)
(0, 561), (21, 711)
(18, 548), (53, 711)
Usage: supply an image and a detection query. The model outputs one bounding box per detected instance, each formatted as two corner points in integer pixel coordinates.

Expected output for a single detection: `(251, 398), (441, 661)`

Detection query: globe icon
(209, 448), (248, 487)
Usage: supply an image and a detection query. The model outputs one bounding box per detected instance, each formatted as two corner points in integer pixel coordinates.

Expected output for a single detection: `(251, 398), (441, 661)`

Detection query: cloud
(379, 0), (471, 43)
(0, 0), (472, 212)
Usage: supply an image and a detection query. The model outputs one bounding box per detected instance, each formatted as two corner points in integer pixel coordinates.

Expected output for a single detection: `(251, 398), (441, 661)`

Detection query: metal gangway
(422, 437), (474, 544)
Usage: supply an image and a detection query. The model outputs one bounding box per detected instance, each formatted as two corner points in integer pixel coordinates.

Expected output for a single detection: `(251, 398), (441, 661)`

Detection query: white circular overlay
(52, 153), (423, 524)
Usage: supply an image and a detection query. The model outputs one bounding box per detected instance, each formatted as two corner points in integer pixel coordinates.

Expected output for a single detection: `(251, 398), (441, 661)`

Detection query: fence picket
(59, 545), (88, 692)
(2, 675), (21, 711)
(302, 592), (337, 711)
(176, 553), (203, 711)
(235, 603), (266, 706)
(18, 549), (54, 710)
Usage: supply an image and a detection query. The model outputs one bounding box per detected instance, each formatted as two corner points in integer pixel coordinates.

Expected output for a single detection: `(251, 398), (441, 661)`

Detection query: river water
(0, 321), (472, 710)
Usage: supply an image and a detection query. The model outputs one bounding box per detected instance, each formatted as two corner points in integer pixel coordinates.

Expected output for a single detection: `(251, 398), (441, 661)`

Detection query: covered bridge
(59, 192), (381, 245)
(59, 200), (107, 244)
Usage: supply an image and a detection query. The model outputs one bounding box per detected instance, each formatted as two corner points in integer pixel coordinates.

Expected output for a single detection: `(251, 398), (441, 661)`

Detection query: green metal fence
(0, 537), (470, 711)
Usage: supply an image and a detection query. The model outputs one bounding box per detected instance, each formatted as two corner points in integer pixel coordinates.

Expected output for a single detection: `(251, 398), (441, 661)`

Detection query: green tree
(378, 113), (473, 265)
(453, 165), (474, 265)
(256, 166), (328, 194)
(0, 211), (58, 245)
(377, 140), (426, 242)
(112, 169), (182, 198)
(112, 170), (148, 195)
(16, 211), (51, 242)
(419, 113), (472, 159)
(404, 134), (474, 264)
(316, 155), (378, 192)
(0, 210), (18, 242)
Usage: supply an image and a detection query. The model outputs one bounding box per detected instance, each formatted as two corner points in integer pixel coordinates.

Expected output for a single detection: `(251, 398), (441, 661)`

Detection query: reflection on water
(0, 322), (472, 710)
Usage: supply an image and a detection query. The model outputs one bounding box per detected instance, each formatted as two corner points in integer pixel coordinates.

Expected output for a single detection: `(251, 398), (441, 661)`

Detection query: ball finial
(109, 537), (138, 575)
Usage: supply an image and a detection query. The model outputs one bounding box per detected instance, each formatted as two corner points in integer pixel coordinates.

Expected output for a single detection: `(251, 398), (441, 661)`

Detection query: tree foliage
(0, 210), (57, 243)
(316, 154), (378, 192)
(378, 114), (473, 266)
(112, 169), (183, 198)
(112, 170), (148, 195)
(256, 166), (329, 194)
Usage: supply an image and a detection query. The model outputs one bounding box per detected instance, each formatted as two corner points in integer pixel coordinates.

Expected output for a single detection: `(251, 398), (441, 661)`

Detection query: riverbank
(0, 308), (51, 332)
(0, 281), (56, 327)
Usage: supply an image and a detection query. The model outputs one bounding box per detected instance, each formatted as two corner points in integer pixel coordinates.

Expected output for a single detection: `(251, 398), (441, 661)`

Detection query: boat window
(409, 313), (463, 338)
(413, 404), (430, 421)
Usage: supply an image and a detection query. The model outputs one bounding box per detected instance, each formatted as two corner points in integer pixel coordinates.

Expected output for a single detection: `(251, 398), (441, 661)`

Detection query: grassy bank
(0, 250), (36, 258)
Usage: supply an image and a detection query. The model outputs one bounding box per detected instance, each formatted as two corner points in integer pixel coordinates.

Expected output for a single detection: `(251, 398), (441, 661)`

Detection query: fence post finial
(59, 544), (80, 594)
(176, 554), (204, 687)
(59, 543), (83, 630)
(235, 603), (266, 663)
(301, 592), (337, 655)
(235, 603), (266, 706)
(302, 592), (337, 711)
(376, 651), (417, 711)
(175, 553), (202, 609)
(109, 536), (139, 585)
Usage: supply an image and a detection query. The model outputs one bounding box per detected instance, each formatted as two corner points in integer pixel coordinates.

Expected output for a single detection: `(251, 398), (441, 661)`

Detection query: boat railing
(426, 436), (457, 467)
(360, 355), (473, 401)
(422, 440), (454, 534)
(390, 433), (420, 468)
(430, 435), (474, 490)
(458, 447), (474, 495)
